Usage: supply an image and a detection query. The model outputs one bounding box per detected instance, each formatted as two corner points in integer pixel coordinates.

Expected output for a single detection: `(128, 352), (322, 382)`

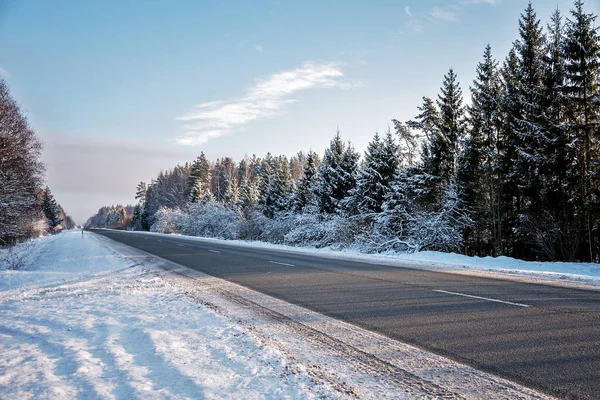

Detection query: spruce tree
(497, 48), (522, 255)
(393, 120), (418, 167)
(351, 130), (400, 218)
(41, 187), (62, 231)
(294, 151), (319, 211)
(436, 68), (466, 186)
(458, 45), (502, 255)
(407, 97), (443, 208)
(188, 152), (212, 203)
(135, 181), (147, 204)
(316, 131), (346, 214)
(564, 0), (600, 260)
(407, 97), (441, 176)
(512, 2), (547, 258)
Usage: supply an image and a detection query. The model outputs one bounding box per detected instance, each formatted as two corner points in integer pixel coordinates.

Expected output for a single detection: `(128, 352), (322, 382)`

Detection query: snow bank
(0, 230), (339, 399)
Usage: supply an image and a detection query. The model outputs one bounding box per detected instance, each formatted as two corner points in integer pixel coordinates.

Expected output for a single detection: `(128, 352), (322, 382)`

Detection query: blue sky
(1, 0), (598, 223)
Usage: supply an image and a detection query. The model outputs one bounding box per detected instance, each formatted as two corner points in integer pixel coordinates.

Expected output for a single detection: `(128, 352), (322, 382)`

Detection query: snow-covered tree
(563, 0), (600, 261)
(41, 187), (63, 231)
(0, 79), (45, 245)
(458, 44), (503, 255)
(349, 130), (400, 218)
(294, 151), (319, 211)
(316, 131), (359, 214)
(188, 152), (212, 203)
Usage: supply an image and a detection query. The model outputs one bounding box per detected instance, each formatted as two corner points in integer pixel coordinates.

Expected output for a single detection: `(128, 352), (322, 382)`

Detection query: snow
(0, 231), (339, 399)
(0, 230), (553, 399)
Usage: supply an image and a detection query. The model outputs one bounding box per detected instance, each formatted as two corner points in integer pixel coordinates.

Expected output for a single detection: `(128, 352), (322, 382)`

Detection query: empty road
(94, 229), (600, 399)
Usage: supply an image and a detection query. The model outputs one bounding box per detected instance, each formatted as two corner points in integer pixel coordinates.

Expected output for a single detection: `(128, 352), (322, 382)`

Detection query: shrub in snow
(26, 217), (49, 239)
(0, 240), (36, 270)
(150, 207), (182, 234)
(362, 183), (471, 253)
(239, 208), (271, 241)
(282, 206), (357, 248)
(518, 212), (581, 262)
(176, 202), (242, 240)
(238, 206), (356, 248)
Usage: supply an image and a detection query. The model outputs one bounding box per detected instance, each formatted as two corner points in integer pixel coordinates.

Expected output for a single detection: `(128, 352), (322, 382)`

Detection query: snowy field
(0, 230), (554, 399)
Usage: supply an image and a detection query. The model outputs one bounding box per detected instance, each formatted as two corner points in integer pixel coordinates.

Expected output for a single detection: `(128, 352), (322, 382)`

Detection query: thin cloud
(255, 44), (264, 53)
(458, 0), (499, 5)
(407, 19), (424, 34)
(429, 7), (458, 22)
(0, 67), (9, 77)
(176, 61), (360, 145)
(396, 5), (423, 34)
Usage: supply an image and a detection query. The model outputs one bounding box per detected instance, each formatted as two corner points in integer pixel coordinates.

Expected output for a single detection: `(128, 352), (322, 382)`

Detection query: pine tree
(564, 0), (600, 260)
(294, 151), (319, 211)
(530, 8), (578, 260)
(41, 187), (62, 231)
(497, 48), (522, 256)
(407, 97), (441, 174)
(239, 176), (261, 209)
(458, 45), (502, 255)
(135, 181), (148, 203)
(258, 153), (275, 212)
(542, 8), (568, 209)
(188, 152), (212, 203)
(407, 97), (443, 208)
(511, 3), (547, 258)
(289, 152), (307, 182)
(436, 68), (466, 186)
(131, 203), (143, 230)
(259, 155), (293, 217)
(392, 120), (418, 167)
(350, 130), (400, 217)
(316, 131), (345, 214)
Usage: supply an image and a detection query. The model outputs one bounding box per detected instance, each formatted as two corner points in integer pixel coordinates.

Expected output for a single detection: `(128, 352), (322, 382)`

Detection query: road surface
(93, 229), (600, 399)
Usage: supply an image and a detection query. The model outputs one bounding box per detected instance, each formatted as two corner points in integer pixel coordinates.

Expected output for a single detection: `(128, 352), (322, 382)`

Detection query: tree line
(0, 79), (75, 246)
(93, 1), (599, 261)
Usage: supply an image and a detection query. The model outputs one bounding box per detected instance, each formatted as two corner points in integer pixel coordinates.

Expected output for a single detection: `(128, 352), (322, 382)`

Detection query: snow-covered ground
(0, 230), (554, 399)
(121, 230), (600, 286)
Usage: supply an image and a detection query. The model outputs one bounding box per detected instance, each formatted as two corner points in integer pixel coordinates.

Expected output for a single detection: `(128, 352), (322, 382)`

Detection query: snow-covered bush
(177, 202), (242, 240)
(284, 211), (356, 248)
(359, 183), (471, 253)
(26, 217), (49, 239)
(238, 206), (356, 248)
(0, 240), (37, 271)
(150, 207), (182, 234)
(239, 208), (271, 241)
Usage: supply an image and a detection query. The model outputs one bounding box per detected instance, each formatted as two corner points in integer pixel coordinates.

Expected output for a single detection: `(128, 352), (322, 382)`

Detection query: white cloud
(255, 44), (263, 53)
(407, 19), (424, 34)
(0, 67), (9, 77)
(176, 61), (359, 145)
(429, 7), (458, 22)
(404, 6), (412, 17)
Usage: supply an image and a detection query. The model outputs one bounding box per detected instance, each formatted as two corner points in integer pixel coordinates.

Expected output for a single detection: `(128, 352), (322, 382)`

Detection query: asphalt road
(93, 229), (600, 399)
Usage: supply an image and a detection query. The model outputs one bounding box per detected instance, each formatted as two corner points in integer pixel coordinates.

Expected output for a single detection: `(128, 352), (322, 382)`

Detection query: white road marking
(433, 289), (532, 308)
(208, 250), (220, 253)
(269, 261), (295, 267)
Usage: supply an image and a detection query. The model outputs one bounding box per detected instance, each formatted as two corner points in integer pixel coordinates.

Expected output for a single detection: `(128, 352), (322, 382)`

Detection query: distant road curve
(93, 229), (600, 400)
